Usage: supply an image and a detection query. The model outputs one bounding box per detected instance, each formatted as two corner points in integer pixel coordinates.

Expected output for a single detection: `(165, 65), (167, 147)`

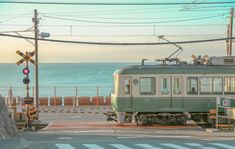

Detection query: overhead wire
(181, 4), (235, 9)
(46, 34), (226, 37)
(0, 11), (32, 23)
(40, 6), (180, 15)
(43, 14), (225, 24)
(41, 14), (226, 20)
(0, 33), (233, 46)
(18, 33), (226, 37)
(0, 1), (235, 5)
(0, 23), (227, 27)
(40, 7), (193, 16)
(41, 5), (233, 14)
(41, 9), (183, 17)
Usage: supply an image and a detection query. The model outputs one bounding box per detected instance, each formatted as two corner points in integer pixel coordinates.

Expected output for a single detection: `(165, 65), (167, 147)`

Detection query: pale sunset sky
(0, 0), (234, 63)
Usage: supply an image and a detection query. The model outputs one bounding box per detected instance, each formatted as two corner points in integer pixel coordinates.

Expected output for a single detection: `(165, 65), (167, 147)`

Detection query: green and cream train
(111, 56), (235, 125)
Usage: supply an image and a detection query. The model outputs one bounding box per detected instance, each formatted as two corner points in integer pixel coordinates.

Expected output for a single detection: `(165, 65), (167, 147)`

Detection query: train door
(160, 76), (183, 108)
(160, 76), (171, 108)
(123, 77), (132, 111)
(171, 77), (183, 109)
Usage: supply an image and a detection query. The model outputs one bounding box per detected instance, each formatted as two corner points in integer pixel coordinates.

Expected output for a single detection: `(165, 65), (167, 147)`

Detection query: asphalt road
(0, 132), (235, 149)
(1, 111), (235, 149)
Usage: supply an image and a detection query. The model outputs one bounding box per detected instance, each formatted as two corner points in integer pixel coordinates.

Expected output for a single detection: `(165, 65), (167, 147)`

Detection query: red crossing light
(23, 67), (30, 75)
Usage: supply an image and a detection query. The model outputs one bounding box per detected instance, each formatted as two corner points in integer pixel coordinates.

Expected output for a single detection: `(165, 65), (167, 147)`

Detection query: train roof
(114, 65), (235, 75)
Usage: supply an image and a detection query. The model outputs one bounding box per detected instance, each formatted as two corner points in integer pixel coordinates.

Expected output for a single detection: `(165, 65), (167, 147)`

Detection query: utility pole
(33, 9), (39, 108)
(227, 8), (234, 56)
(226, 24), (230, 56)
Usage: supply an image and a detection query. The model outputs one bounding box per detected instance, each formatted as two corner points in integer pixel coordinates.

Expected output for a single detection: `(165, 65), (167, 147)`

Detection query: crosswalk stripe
(83, 144), (105, 149)
(209, 143), (235, 149)
(55, 144), (75, 149)
(161, 143), (190, 149)
(185, 143), (203, 147)
(185, 143), (217, 149)
(110, 144), (132, 149)
(200, 147), (217, 149)
(135, 144), (163, 149)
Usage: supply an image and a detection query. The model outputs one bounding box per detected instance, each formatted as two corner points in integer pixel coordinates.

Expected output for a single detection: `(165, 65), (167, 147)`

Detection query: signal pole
(33, 9), (39, 108)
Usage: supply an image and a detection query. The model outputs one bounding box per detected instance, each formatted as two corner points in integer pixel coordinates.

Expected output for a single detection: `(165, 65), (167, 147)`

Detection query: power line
(43, 14), (224, 24)
(39, 24), (226, 27)
(0, 29), (33, 33)
(0, 11), (32, 23)
(19, 33), (226, 37)
(0, 23), (226, 27)
(181, 4), (235, 10)
(0, 1), (235, 5)
(40, 5), (233, 15)
(48, 34), (226, 37)
(41, 14), (225, 20)
(40, 8), (186, 16)
(0, 33), (234, 45)
(39, 6), (231, 16)
(40, 7), (178, 15)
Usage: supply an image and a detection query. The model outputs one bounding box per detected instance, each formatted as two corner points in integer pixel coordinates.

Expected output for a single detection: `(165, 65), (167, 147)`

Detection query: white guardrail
(0, 86), (112, 97)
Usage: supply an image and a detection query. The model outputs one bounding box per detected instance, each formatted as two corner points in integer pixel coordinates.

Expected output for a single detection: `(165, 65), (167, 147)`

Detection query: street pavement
(0, 111), (235, 149)
(0, 132), (235, 149)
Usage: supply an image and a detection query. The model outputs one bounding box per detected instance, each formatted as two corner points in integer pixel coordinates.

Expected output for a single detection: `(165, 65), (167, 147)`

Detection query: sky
(0, 0), (234, 63)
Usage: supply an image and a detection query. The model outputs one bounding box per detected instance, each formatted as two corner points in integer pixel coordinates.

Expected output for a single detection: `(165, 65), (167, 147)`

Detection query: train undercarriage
(106, 111), (223, 126)
(134, 112), (188, 126)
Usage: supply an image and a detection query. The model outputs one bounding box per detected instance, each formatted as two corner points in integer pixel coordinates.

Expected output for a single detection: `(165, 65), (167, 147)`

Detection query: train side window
(187, 77), (198, 95)
(213, 77), (222, 95)
(161, 78), (169, 94)
(200, 77), (212, 95)
(140, 77), (156, 95)
(124, 79), (131, 95)
(139, 77), (155, 95)
(173, 78), (181, 94)
(224, 77), (235, 95)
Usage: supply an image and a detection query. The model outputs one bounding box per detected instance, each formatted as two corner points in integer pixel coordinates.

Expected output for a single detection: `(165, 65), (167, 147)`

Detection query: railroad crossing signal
(16, 50), (36, 131)
(23, 67), (30, 75)
(23, 77), (30, 84)
(16, 50), (35, 96)
(22, 66), (30, 85)
(16, 50), (36, 66)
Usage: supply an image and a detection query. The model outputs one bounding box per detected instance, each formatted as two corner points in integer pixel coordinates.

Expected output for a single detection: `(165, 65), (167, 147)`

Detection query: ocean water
(0, 63), (135, 97)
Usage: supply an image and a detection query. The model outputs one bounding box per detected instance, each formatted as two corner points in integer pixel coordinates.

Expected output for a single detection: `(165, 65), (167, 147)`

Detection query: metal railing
(0, 86), (112, 98)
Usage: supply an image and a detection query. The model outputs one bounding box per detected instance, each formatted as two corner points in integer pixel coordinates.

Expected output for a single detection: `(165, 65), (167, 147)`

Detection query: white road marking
(110, 144), (132, 149)
(209, 143), (235, 149)
(117, 136), (140, 139)
(70, 116), (81, 119)
(161, 143), (190, 149)
(83, 144), (105, 149)
(135, 144), (163, 149)
(185, 143), (203, 147)
(117, 135), (190, 139)
(57, 137), (73, 140)
(55, 144), (75, 149)
(75, 130), (116, 133)
(200, 147), (217, 149)
(186, 143), (218, 149)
